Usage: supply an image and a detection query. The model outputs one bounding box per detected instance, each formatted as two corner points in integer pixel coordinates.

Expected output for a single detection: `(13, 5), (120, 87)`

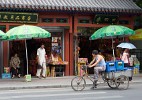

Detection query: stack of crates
(105, 61), (116, 72)
(105, 61), (116, 79)
(2, 67), (11, 79)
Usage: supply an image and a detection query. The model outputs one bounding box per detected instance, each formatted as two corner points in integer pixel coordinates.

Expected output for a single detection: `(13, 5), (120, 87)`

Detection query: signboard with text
(0, 12), (38, 23)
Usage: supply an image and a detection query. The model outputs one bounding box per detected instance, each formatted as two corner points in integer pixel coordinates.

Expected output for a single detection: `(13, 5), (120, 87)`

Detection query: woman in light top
(121, 48), (132, 81)
(121, 48), (130, 67)
(88, 50), (106, 89)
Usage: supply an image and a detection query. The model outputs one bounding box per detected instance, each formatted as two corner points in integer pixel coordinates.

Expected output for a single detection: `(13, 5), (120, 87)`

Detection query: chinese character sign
(0, 12), (38, 23)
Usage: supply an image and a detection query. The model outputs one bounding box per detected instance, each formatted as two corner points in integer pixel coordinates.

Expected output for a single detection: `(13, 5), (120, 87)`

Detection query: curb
(0, 80), (141, 90)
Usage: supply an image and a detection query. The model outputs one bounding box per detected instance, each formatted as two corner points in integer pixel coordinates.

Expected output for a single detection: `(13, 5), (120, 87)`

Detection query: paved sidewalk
(0, 75), (142, 90)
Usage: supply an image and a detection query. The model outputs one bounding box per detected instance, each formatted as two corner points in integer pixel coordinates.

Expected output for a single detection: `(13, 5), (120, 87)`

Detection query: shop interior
(9, 32), (63, 76)
(77, 35), (124, 74)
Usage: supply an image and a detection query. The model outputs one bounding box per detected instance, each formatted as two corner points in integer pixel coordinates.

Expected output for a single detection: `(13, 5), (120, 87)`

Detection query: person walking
(88, 50), (106, 89)
(36, 43), (46, 79)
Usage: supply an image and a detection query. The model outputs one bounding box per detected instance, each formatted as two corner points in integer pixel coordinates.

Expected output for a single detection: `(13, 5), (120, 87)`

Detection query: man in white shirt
(36, 43), (46, 78)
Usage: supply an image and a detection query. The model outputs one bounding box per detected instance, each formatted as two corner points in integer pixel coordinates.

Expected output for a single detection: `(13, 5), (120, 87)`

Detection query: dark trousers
(16, 68), (21, 75)
(10, 67), (17, 76)
(10, 67), (21, 76)
(124, 63), (133, 81)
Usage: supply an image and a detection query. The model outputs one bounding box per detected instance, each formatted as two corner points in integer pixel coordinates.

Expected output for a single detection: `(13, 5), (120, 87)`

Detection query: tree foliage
(134, 0), (142, 8)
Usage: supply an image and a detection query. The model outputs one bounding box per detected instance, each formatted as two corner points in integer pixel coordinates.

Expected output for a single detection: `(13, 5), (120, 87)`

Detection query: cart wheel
(71, 76), (86, 91)
(115, 75), (129, 90)
(107, 79), (118, 89)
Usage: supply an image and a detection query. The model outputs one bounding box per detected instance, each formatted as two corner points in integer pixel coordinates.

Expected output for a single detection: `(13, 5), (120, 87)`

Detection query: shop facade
(0, 0), (142, 77)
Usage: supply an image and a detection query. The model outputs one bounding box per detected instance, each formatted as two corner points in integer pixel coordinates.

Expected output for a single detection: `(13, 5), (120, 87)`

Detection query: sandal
(12, 75), (15, 79)
(18, 74), (21, 78)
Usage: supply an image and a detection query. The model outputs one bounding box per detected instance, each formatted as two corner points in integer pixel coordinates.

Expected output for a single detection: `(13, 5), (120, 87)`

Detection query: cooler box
(105, 61), (116, 72)
(115, 60), (124, 71)
(2, 73), (11, 79)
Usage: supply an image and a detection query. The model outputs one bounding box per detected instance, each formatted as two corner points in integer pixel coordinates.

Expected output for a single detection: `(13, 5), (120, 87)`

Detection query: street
(0, 83), (141, 100)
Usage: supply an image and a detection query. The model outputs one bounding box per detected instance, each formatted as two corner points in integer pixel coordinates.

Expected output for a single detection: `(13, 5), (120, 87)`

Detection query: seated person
(88, 50), (106, 89)
(51, 50), (59, 63)
(50, 50), (59, 77)
(10, 54), (21, 78)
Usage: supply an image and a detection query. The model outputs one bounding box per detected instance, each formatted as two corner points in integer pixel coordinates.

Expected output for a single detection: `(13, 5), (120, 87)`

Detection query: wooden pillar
(3, 25), (9, 67)
(69, 32), (74, 75)
(74, 15), (78, 34)
(64, 15), (74, 76)
(64, 29), (70, 76)
(64, 30), (74, 76)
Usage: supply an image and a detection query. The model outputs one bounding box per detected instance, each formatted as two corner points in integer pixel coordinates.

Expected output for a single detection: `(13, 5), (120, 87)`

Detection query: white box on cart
(114, 70), (133, 78)
(114, 71), (123, 78)
(104, 69), (133, 79)
(122, 69), (133, 77)
(105, 72), (115, 79)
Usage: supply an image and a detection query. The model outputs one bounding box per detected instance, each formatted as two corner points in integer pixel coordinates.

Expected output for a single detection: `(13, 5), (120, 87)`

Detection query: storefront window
(56, 18), (68, 23)
(0, 25), (6, 32)
(42, 18), (54, 23)
(119, 20), (129, 24)
(51, 32), (63, 59)
(78, 18), (90, 24)
(10, 25), (18, 29)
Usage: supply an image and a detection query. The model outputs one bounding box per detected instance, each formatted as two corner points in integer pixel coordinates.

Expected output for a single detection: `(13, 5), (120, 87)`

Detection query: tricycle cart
(71, 61), (133, 91)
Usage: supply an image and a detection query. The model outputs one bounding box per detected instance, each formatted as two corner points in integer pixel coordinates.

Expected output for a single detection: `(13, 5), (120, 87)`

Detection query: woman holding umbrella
(121, 48), (130, 67)
(121, 48), (133, 81)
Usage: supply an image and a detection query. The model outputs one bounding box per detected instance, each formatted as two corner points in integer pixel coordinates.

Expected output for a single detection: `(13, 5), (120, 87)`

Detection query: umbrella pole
(25, 40), (29, 75)
(112, 38), (115, 61)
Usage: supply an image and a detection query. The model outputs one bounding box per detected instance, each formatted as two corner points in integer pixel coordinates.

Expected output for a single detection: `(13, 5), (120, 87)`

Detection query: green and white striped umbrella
(6, 25), (51, 40)
(90, 25), (135, 61)
(90, 25), (135, 40)
(5, 25), (51, 75)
